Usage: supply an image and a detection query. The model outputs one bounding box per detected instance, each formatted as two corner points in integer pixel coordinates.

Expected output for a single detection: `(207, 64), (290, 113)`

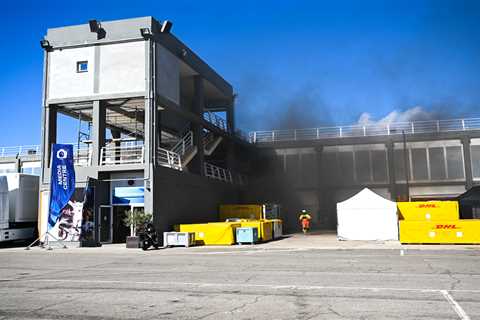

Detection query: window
(429, 147), (446, 180)
(77, 61), (88, 73)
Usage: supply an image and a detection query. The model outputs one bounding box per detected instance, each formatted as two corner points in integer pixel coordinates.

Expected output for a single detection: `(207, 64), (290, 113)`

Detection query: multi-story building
(38, 17), (252, 243)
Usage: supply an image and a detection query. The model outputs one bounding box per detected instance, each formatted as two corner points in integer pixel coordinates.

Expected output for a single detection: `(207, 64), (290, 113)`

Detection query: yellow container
(219, 204), (264, 221)
(399, 220), (480, 244)
(179, 222), (240, 245)
(240, 220), (273, 242)
(397, 201), (459, 221)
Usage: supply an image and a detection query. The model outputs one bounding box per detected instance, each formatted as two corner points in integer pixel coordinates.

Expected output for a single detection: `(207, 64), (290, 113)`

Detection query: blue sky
(1, 0), (479, 145)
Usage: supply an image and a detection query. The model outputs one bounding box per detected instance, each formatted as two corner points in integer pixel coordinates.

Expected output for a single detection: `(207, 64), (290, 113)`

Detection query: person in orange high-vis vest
(299, 210), (312, 234)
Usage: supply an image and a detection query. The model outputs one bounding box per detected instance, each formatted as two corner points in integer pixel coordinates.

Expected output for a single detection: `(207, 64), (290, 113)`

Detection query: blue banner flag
(48, 144), (76, 228)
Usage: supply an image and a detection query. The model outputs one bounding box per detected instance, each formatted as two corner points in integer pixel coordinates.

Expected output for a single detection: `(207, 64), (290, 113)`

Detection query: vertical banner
(48, 144), (77, 240)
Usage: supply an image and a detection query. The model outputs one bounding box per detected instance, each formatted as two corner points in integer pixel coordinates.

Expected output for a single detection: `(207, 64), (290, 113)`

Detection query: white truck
(0, 173), (39, 242)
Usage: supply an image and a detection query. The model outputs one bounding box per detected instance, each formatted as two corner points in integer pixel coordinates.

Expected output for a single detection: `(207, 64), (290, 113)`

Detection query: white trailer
(0, 173), (39, 242)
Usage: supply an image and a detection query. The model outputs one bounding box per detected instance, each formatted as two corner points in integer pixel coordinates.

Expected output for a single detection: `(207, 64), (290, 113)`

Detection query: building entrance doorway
(98, 205), (113, 243)
(112, 204), (144, 243)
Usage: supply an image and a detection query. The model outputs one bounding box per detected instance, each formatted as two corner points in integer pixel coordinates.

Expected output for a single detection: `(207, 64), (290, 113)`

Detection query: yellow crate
(399, 220), (480, 244)
(397, 201), (459, 221)
(179, 222), (240, 245)
(219, 204), (264, 221)
(240, 220), (273, 242)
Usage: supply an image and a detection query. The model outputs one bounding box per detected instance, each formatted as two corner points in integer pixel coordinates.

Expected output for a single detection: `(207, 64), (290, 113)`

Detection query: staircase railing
(171, 131), (194, 156)
(204, 111), (228, 132)
(157, 147), (182, 170)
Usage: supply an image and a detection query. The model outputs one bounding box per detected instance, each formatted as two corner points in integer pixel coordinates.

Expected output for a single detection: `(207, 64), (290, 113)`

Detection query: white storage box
(163, 232), (195, 247)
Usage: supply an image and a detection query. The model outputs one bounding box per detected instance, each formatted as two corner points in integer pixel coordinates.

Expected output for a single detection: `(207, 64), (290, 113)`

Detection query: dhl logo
(435, 224), (458, 229)
(417, 204), (438, 208)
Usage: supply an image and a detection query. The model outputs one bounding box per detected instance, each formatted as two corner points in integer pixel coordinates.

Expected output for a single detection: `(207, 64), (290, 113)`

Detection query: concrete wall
(156, 44), (180, 104)
(152, 166), (241, 238)
(47, 41), (145, 100)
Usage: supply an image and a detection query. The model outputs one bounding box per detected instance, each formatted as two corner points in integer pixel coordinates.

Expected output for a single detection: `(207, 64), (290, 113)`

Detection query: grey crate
(163, 232), (195, 247)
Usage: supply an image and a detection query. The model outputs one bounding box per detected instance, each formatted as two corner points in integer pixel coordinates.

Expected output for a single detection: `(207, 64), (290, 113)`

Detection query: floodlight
(140, 27), (152, 39)
(40, 39), (51, 49)
(160, 20), (172, 33)
(89, 20), (100, 33)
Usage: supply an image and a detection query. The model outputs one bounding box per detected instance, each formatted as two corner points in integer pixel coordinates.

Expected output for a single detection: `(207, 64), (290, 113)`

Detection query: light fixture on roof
(89, 20), (100, 33)
(88, 19), (106, 39)
(160, 20), (172, 33)
(40, 39), (51, 50)
(140, 27), (152, 39)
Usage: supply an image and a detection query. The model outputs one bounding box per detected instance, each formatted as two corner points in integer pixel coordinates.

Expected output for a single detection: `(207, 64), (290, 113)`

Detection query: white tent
(336, 188), (398, 241)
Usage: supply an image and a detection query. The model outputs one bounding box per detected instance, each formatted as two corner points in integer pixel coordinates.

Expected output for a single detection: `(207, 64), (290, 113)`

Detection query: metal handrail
(204, 111), (228, 131)
(0, 145), (40, 158)
(74, 146), (92, 166)
(100, 145), (144, 165)
(157, 147), (182, 170)
(249, 117), (480, 143)
(171, 131), (193, 156)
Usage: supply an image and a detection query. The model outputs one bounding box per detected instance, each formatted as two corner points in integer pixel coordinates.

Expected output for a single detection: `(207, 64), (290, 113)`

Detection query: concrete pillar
(91, 100), (106, 166)
(227, 103), (235, 135)
(386, 140), (397, 201)
(315, 146), (324, 228)
(41, 105), (57, 180)
(189, 76), (205, 175)
(462, 136), (473, 190)
(111, 130), (121, 163)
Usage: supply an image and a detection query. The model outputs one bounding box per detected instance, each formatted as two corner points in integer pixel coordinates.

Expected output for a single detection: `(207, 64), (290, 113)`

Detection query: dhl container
(179, 222), (240, 245)
(220, 204), (264, 221)
(397, 201), (459, 221)
(240, 220), (273, 242)
(399, 220), (480, 244)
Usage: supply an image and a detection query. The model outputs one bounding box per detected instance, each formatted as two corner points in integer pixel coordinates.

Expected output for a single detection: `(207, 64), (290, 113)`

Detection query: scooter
(139, 222), (160, 250)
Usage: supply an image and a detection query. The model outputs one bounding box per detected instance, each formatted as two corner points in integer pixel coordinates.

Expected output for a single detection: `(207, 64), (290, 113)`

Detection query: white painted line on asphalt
(440, 290), (471, 320)
(2, 278), (480, 294)
(176, 248), (309, 255)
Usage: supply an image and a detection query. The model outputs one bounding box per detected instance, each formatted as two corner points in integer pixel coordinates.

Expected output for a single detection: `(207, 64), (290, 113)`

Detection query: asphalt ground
(0, 235), (479, 320)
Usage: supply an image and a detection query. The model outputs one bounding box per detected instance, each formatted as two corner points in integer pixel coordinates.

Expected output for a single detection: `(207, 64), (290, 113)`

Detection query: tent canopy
(336, 188), (398, 241)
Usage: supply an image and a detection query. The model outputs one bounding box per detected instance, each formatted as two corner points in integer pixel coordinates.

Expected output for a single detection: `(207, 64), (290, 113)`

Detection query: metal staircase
(168, 130), (223, 167)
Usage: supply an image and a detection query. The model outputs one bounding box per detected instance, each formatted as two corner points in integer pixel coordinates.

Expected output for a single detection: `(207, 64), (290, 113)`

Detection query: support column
(386, 140), (397, 201)
(227, 101), (235, 135)
(189, 76), (205, 175)
(462, 136), (473, 190)
(315, 146), (324, 228)
(41, 105), (57, 181)
(111, 130), (121, 163)
(91, 100), (105, 167)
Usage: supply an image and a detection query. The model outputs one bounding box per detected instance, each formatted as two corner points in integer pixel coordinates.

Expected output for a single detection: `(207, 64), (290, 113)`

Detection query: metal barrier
(249, 117), (480, 143)
(0, 145), (40, 158)
(157, 147), (182, 170)
(100, 145), (144, 165)
(204, 111), (228, 131)
(171, 131), (193, 156)
(204, 162), (233, 183)
(74, 147), (92, 166)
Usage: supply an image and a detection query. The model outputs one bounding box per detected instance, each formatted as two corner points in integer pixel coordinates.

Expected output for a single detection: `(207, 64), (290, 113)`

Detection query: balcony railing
(100, 145), (144, 165)
(74, 147), (92, 166)
(249, 117), (480, 143)
(204, 162), (233, 183)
